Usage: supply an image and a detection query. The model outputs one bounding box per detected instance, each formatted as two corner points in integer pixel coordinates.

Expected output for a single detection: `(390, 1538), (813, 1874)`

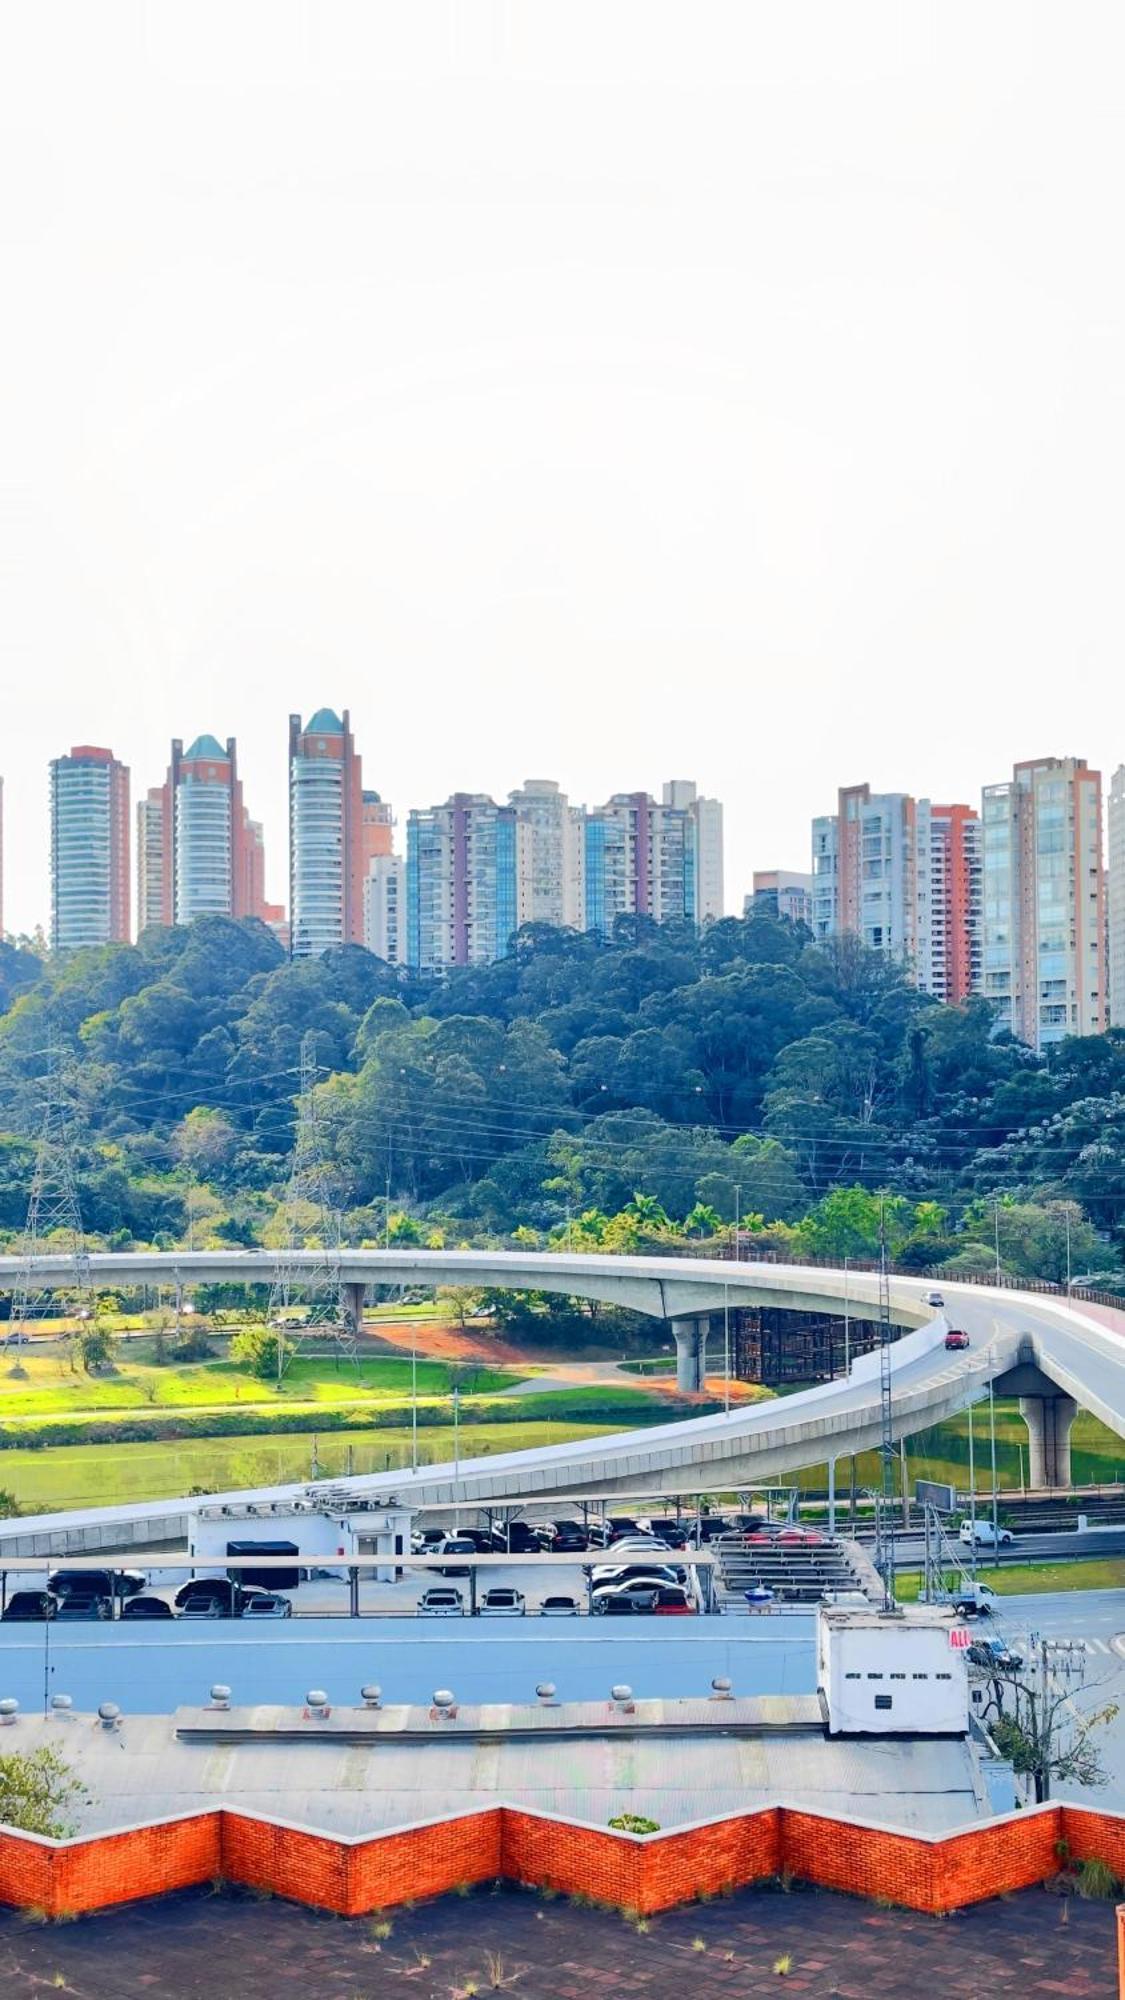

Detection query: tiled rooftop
(0, 1877), (1112, 1998)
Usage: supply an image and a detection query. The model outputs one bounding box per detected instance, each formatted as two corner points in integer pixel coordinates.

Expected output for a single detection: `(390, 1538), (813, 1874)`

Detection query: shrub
(608, 1813), (660, 1834)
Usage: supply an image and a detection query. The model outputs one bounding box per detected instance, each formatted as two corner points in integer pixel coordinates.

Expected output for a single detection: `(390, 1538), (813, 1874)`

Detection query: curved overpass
(0, 1251), (1124, 1548)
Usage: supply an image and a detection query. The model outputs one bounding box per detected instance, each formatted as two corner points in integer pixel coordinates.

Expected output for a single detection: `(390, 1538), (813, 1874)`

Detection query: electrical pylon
(8, 1036), (90, 1346)
(268, 1032), (356, 1375)
(877, 1197), (897, 1610)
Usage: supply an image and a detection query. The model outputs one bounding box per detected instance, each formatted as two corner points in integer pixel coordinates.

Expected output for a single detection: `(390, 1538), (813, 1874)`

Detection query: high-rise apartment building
(135, 787), (166, 936)
(506, 779), (585, 929)
(914, 802), (982, 1004)
(748, 870), (814, 928)
(584, 783), (718, 936)
(364, 852), (405, 965)
(361, 791), (394, 866)
(981, 756), (1105, 1049)
(49, 745), (130, 951)
(405, 794), (530, 972)
(663, 780), (725, 921)
(158, 734), (264, 927)
(1109, 767), (1125, 1029)
(812, 783), (980, 1002)
(288, 709), (365, 959)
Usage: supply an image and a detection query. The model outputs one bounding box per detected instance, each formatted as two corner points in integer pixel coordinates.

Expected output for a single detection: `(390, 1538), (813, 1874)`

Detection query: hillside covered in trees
(0, 910), (1123, 1285)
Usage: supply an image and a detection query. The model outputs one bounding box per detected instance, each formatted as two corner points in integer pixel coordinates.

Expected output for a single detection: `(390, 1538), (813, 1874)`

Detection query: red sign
(949, 1625), (971, 1649)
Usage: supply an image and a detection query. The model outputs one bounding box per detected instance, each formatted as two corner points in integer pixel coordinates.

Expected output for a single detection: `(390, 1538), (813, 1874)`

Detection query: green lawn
(0, 1351), (514, 1419)
(0, 1419), (628, 1513)
(896, 1558), (1125, 1598)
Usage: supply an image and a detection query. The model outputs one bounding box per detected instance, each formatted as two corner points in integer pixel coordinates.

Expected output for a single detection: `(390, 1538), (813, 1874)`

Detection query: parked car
(241, 1592), (293, 1619)
(536, 1521), (588, 1551)
(922, 1290), (945, 1308)
(121, 1595), (174, 1620)
(48, 1567), (145, 1601)
(453, 1529), (493, 1553)
(639, 1518), (689, 1548)
(592, 1582), (660, 1614)
(2, 1590), (56, 1622)
(539, 1594), (580, 1616)
(436, 1537), (478, 1575)
(489, 1522), (539, 1554)
(55, 1592), (112, 1621)
(968, 1638), (1023, 1674)
(417, 1586), (464, 1617)
(411, 1528), (447, 1555)
(591, 1563), (685, 1588)
(479, 1587), (526, 1616)
(175, 1579), (263, 1618)
(944, 1328), (971, 1350)
(959, 1520), (1013, 1547)
(776, 1527), (826, 1547)
(651, 1586), (695, 1614)
(585, 1517), (641, 1547)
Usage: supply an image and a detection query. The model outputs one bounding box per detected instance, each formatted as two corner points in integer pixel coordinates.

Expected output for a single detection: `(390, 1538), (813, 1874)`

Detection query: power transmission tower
(269, 1033), (356, 1377)
(877, 1197), (897, 1611)
(8, 1036), (90, 1347)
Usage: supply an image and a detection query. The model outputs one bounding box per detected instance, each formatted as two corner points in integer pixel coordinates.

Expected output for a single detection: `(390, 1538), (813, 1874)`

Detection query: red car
(945, 1329), (971, 1351)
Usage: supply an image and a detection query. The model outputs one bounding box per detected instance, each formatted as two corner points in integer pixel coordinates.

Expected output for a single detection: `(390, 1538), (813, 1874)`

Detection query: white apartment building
(1110, 766), (1125, 1029)
(507, 779), (585, 929)
(981, 756), (1105, 1049)
(663, 779), (724, 922)
(363, 851), (405, 966)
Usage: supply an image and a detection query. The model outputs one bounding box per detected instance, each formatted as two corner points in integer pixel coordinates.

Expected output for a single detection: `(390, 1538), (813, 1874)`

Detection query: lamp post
(994, 1201), (1002, 1284)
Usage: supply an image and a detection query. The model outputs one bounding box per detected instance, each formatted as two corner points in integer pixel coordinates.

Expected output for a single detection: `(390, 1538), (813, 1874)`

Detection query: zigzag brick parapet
(0, 1799), (1121, 1921)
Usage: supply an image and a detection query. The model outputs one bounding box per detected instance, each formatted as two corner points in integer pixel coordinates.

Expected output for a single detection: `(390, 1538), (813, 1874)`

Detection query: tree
(0, 1745), (87, 1837)
(983, 1651), (1119, 1803)
(73, 1324), (117, 1373)
(229, 1324), (291, 1381)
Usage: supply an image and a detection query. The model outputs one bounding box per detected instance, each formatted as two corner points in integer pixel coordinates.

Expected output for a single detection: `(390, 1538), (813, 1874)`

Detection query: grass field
(0, 1419), (629, 1512)
(895, 1558), (1125, 1598)
(0, 1350), (514, 1418)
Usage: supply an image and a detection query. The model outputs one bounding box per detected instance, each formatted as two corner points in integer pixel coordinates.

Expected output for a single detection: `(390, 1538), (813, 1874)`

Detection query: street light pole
(723, 1280), (731, 1415)
(843, 1256), (851, 1376)
(989, 1377), (1000, 1565)
(453, 1385), (461, 1530)
(1065, 1207), (1072, 1296)
(994, 1201), (1002, 1284)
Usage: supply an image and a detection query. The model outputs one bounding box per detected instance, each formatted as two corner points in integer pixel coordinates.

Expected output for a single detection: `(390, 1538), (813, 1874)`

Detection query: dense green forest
(0, 910), (1123, 1286)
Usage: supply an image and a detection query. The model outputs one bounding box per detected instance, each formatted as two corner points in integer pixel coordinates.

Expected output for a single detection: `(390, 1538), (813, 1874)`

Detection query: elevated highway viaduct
(0, 1252), (1122, 1553)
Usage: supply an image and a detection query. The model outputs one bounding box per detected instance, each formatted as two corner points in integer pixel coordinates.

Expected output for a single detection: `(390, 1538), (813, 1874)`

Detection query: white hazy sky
(2, 3), (1123, 937)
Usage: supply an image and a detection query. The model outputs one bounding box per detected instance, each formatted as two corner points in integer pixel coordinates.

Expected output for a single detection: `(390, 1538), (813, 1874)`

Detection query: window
(874, 1694), (893, 1711)
(866, 1672), (884, 1680)
(912, 1672), (928, 1680)
(890, 1672), (906, 1681)
(936, 1673), (952, 1681)
(844, 1672), (861, 1681)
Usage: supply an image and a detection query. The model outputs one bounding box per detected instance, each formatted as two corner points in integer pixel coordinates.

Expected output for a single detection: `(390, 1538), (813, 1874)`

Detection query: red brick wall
(0, 1798), (1122, 1922)
(347, 1813), (502, 1915)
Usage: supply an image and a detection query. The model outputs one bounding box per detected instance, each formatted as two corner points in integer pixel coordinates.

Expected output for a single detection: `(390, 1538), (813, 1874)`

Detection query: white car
(479, 1588), (526, 1617)
(922, 1289), (945, 1309)
(959, 1520), (1013, 1547)
(417, 1587), (465, 1616)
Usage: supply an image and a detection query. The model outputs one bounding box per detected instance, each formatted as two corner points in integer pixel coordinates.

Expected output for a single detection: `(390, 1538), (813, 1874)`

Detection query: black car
(436, 1538), (478, 1576)
(489, 1522), (539, 1554)
(121, 1594), (175, 1620)
(2, 1590), (56, 1622)
(175, 1579), (263, 1618)
(535, 1521), (588, 1551)
(968, 1639), (1023, 1674)
(454, 1529), (494, 1553)
(48, 1568), (145, 1601)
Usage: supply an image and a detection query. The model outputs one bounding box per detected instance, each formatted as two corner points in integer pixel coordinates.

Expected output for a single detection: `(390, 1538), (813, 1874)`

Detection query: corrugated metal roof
(10, 1711), (985, 1840)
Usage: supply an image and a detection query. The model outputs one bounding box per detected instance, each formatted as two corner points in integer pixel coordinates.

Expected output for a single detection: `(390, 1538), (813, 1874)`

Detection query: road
(875, 1525), (1125, 1566)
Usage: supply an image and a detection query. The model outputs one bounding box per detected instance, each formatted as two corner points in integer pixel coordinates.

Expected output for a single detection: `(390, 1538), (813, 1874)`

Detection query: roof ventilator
(207, 1685), (232, 1711)
(710, 1676), (734, 1701)
(98, 1702), (121, 1732)
(360, 1685), (382, 1710)
(304, 1690), (331, 1721)
(49, 1695), (73, 1718)
(535, 1682), (558, 1707)
(0, 1699), (18, 1728)
(610, 1684), (635, 1715)
(430, 1688), (458, 1721)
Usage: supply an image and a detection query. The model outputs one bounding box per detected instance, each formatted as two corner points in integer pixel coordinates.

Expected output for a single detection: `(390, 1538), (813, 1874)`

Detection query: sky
(2, 3), (1124, 937)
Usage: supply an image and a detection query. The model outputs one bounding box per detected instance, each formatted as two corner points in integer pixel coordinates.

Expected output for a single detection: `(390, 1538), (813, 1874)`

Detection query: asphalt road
(876, 1526), (1125, 1566)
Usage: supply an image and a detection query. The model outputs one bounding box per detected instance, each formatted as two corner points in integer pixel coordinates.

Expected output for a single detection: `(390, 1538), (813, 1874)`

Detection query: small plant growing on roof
(774, 1954), (793, 1976)
(0, 1747), (88, 1839)
(607, 1813), (660, 1834)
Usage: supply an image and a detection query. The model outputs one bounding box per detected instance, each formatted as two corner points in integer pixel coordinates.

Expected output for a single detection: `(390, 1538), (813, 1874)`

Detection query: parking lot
(0, 1513), (873, 1623)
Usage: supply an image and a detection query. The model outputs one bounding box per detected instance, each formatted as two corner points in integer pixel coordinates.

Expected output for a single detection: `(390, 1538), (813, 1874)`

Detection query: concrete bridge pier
(344, 1282), (367, 1338)
(672, 1317), (709, 1393)
(1019, 1392), (1078, 1489)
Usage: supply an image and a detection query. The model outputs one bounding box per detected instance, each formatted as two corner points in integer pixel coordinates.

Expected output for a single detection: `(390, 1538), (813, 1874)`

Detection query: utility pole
(994, 1201), (1002, 1284)
(877, 1197), (897, 1612)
